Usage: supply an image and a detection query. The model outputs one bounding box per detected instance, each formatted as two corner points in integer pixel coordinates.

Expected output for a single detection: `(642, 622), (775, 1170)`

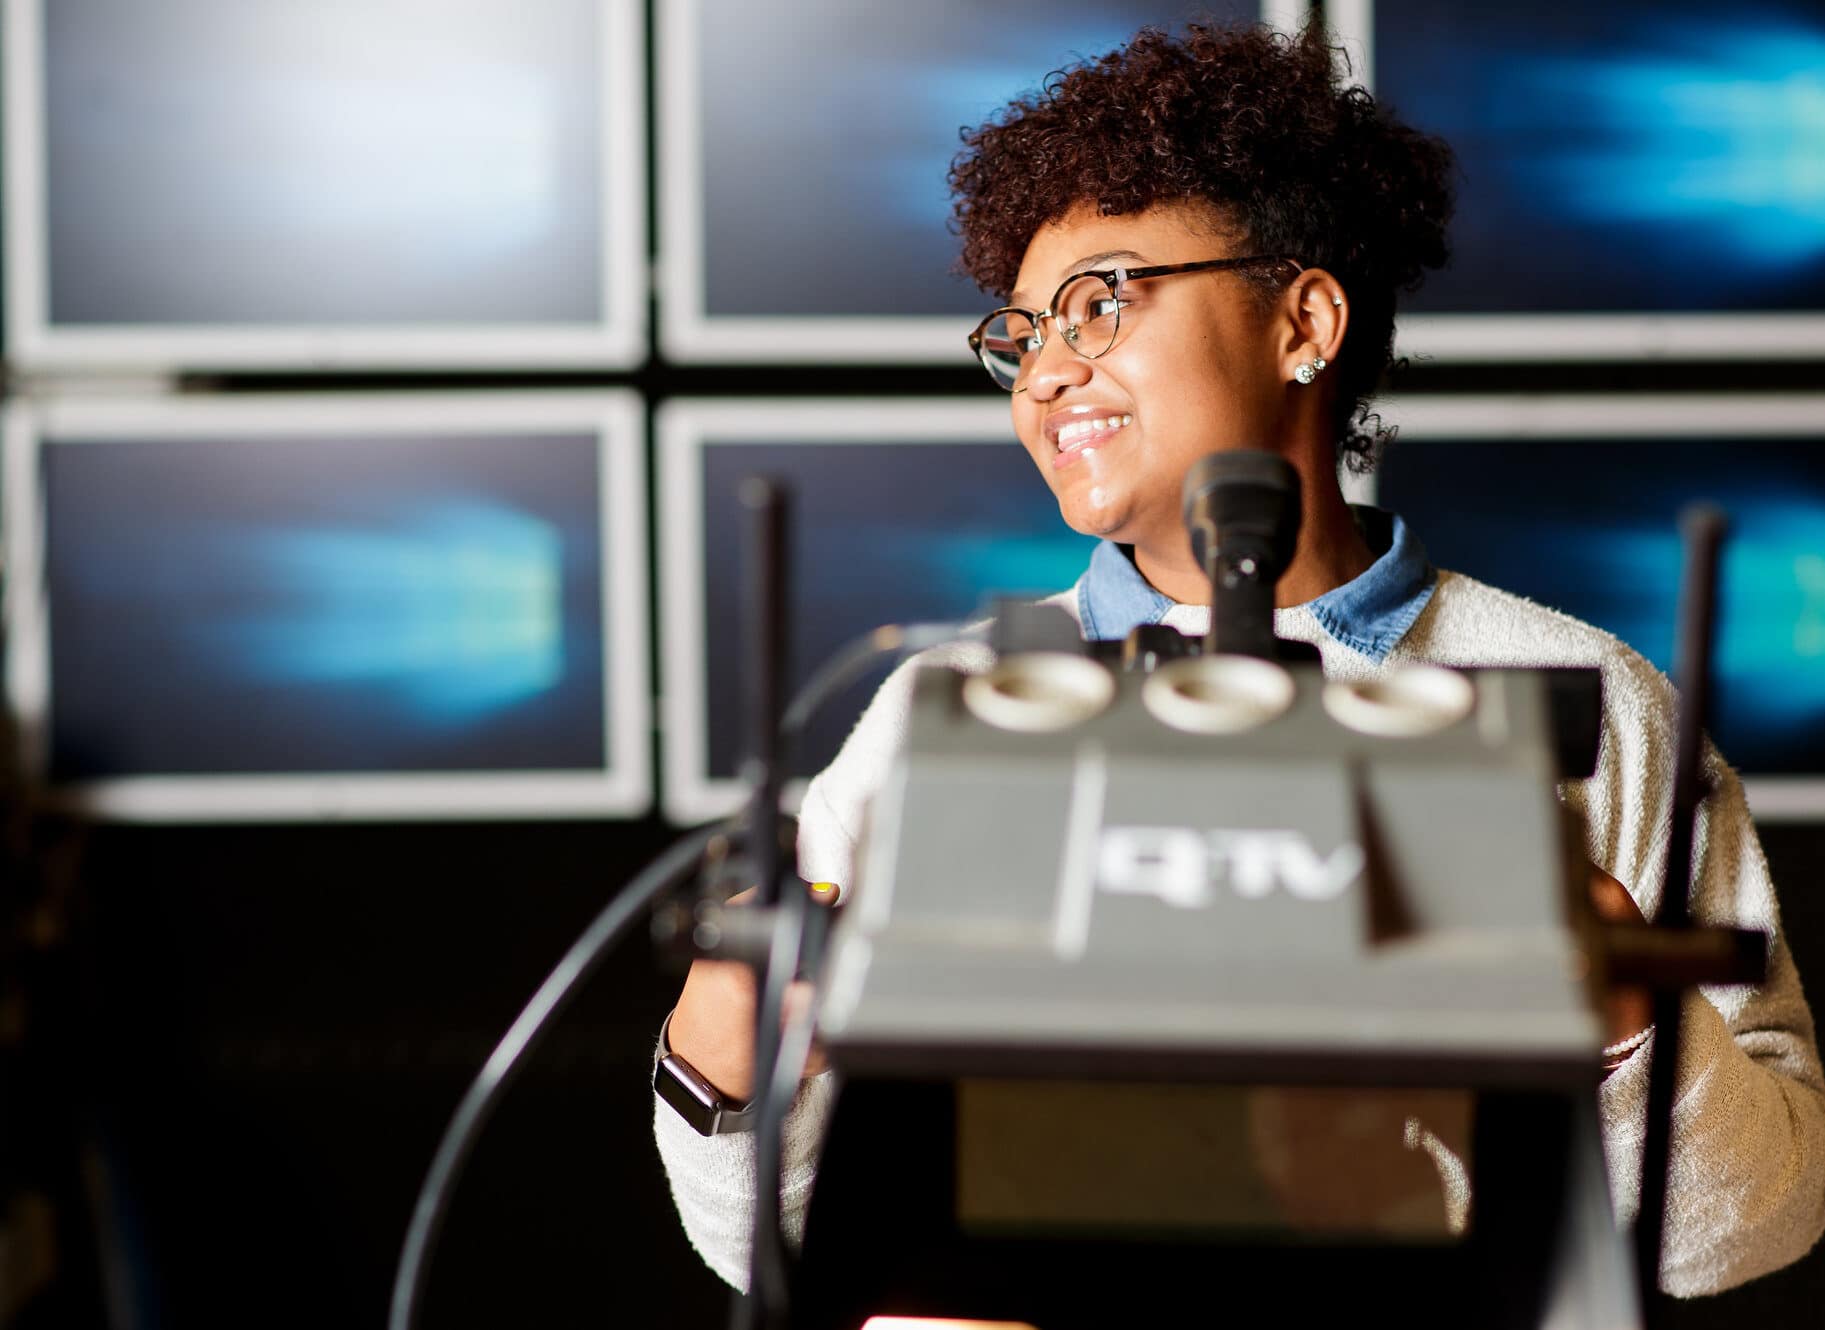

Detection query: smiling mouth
(1054, 413), (1133, 453)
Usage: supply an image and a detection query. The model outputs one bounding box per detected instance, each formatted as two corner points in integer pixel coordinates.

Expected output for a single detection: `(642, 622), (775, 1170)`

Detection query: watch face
(655, 1055), (721, 1136)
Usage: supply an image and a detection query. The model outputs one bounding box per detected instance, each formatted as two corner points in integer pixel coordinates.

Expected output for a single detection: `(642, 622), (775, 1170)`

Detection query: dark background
(4, 0), (1824, 1327)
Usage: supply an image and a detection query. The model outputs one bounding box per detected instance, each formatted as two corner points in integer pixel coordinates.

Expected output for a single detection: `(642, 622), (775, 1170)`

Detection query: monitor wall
(1329, 0), (1825, 361)
(657, 0), (1288, 364)
(3, 392), (651, 819)
(2, 0), (647, 370)
(1371, 393), (1825, 819)
(657, 398), (1098, 823)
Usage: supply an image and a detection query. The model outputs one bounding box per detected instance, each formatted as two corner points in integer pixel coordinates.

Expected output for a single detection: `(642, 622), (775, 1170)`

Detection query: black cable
(388, 819), (729, 1330)
(778, 622), (979, 741)
(738, 619), (975, 1330)
(390, 618), (977, 1330)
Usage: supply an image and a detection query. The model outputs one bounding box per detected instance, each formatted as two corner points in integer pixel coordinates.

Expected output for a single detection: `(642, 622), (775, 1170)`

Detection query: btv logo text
(1096, 826), (1366, 907)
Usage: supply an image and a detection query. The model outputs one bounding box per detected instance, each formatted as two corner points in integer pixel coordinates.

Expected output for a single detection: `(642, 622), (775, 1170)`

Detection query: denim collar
(1075, 506), (1436, 664)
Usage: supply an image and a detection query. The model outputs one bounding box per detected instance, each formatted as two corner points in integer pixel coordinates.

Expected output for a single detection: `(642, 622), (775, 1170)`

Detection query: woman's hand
(1588, 862), (1654, 1052)
(663, 880), (842, 1104)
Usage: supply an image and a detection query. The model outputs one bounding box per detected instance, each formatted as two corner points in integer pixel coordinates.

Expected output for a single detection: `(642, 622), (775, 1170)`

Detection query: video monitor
(658, 0), (1293, 363)
(1372, 394), (1825, 819)
(1328, 0), (1825, 360)
(2, 392), (650, 819)
(2, 0), (646, 369)
(657, 400), (1098, 823)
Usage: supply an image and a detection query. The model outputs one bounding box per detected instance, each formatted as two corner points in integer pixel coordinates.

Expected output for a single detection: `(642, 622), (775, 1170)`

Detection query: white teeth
(1055, 414), (1132, 448)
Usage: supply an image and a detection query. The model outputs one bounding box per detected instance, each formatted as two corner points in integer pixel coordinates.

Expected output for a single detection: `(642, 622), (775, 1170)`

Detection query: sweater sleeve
(651, 1061), (837, 1292)
(1567, 653), (1825, 1295)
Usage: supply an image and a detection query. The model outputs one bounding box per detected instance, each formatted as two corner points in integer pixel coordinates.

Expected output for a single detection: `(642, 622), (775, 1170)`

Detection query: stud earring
(1332, 296), (1343, 307)
(1294, 355), (1327, 385)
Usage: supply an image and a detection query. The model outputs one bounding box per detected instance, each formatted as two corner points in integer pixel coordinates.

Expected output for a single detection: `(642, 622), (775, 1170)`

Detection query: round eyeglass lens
(977, 310), (1037, 390)
(1055, 272), (1121, 359)
(974, 274), (1123, 391)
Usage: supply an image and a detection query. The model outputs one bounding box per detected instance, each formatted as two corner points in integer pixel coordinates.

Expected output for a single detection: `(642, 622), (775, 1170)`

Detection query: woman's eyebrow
(1073, 248), (1148, 270)
(1011, 249), (1149, 306)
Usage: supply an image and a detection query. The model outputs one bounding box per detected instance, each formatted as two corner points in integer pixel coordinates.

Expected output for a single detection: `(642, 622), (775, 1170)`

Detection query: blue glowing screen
(44, 433), (609, 777)
(697, 0), (1251, 319)
(1378, 438), (1825, 774)
(700, 439), (1096, 779)
(42, 0), (609, 326)
(1374, 0), (1825, 313)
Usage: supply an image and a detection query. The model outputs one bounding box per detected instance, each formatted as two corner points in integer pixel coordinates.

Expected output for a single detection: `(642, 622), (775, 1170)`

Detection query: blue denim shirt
(1075, 507), (1437, 665)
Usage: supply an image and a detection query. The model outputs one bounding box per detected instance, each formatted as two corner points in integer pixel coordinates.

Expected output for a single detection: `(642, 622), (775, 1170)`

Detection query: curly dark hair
(948, 20), (1454, 472)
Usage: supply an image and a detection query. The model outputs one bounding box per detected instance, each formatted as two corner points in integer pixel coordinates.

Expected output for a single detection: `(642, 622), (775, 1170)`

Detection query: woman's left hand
(1588, 862), (1654, 1054)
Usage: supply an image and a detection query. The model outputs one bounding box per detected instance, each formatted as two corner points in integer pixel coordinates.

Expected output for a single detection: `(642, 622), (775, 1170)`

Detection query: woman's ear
(1276, 268), (1348, 383)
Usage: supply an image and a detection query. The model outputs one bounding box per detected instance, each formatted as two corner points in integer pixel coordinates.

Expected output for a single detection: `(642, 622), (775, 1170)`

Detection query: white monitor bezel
(1, 0), (649, 371)
(657, 397), (1021, 823)
(656, 0), (1297, 365)
(1366, 391), (1825, 820)
(1326, 0), (1825, 363)
(2, 390), (652, 820)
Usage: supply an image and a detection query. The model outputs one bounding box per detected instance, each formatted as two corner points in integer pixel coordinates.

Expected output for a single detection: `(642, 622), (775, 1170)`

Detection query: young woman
(654, 20), (1825, 1297)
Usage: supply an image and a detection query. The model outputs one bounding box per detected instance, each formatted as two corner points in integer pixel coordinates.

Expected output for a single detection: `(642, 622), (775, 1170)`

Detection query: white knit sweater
(653, 567), (1825, 1297)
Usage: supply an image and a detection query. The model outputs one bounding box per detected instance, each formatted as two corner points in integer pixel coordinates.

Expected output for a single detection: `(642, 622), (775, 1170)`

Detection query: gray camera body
(819, 656), (1604, 1087)
(799, 652), (1640, 1330)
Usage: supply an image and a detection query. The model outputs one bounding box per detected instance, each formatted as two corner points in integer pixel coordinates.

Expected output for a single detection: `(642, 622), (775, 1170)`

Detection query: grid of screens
(2, 393), (650, 819)
(1373, 395), (1825, 819)
(658, 0), (1287, 363)
(1330, 0), (1825, 360)
(2, 0), (646, 369)
(12, 0), (1823, 367)
(658, 400), (1098, 823)
(3, 3), (1818, 823)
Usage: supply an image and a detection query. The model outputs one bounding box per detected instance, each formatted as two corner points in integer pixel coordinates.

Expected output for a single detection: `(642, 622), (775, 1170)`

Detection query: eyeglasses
(967, 255), (1300, 392)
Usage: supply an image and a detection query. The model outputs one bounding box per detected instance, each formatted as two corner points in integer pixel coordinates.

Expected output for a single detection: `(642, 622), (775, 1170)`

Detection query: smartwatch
(653, 1009), (757, 1135)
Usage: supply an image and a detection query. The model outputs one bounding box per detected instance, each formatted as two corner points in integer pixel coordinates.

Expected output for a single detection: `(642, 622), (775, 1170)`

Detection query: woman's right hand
(663, 880), (842, 1104)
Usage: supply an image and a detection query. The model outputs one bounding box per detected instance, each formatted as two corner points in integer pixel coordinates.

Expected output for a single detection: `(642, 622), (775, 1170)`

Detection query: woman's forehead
(1011, 199), (1230, 304)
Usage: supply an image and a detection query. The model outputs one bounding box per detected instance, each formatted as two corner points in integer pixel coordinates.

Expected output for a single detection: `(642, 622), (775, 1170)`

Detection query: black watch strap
(653, 1009), (757, 1136)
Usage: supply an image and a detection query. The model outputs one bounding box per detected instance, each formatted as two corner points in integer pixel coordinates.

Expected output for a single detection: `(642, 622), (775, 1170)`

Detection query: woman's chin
(1059, 492), (1129, 540)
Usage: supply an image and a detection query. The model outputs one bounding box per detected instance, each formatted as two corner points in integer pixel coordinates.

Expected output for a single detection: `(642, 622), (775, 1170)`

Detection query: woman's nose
(1022, 328), (1093, 400)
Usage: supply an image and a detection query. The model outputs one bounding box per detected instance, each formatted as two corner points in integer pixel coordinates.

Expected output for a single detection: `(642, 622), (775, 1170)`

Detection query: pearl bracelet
(1601, 1025), (1653, 1072)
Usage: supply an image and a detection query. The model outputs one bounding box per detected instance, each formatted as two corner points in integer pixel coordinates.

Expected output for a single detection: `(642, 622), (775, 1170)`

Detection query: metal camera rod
(742, 477), (791, 911)
(733, 477), (803, 1330)
(1634, 505), (1729, 1318)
